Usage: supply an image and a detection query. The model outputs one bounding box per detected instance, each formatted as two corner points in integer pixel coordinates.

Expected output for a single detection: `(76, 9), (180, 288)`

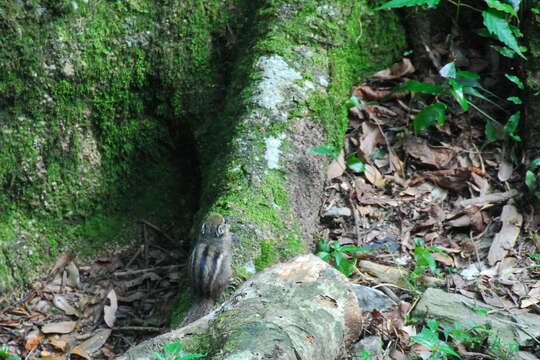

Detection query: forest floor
(315, 43), (540, 358)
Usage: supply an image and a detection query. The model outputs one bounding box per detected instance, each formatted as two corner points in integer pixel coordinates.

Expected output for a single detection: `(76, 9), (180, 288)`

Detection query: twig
(137, 219), (176, 244)
(126, 246), (143, 269)
(113, 265), (181, 277)
(113, 326), (165, 333)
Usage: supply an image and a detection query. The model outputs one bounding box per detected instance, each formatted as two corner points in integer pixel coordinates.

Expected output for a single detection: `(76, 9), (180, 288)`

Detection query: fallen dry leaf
(78, 328), (112, 354)
(39, 351), (67, 360)
(41, 321), (77, 334)
(487, 204), (523, 266)
(25, 328), (44, 351)
(372, 58), (415, 80)
(104, 289), (118, 328)
(53, 295), (80, 317)
(327, 150), (345, 180)
(358, 122), (384, 161)
(412, 168), (473, 191)
(364, 164), (385, 188)
(404, 137), (456, 169)
(70, 344), (92, 360)
(521, 282), (540, 308)
(351, 86), (393, 101)
(66, 261), (80, 289)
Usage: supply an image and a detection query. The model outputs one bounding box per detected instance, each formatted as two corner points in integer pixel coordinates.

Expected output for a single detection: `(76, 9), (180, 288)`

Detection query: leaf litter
(318, 56), (539, 357)
(0, 222), (183, 359)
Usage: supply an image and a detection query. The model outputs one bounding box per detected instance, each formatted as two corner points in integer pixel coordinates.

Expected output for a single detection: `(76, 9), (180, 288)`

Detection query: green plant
(527, 254), (540, 262)
(376, 0), (525, 143)
(408, 238), (445, 288)
(0, 347), (20, 360)
(316, 238), (371, 276)
(309, 144), (366, 173)
(525, 157), (540, 198)
(152, 342), (205, 360)
(358, 348), (372, 359)
(309, 145), (339, 160)
(412, 319), (519, 359)
(412, 319), (461, 359)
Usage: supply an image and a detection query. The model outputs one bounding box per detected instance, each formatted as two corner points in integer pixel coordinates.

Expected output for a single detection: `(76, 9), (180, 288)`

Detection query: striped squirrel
(181, 213), (233, 325)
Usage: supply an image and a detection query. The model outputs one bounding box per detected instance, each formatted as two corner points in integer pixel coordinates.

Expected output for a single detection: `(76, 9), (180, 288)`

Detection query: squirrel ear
(217, 224), (226, 236)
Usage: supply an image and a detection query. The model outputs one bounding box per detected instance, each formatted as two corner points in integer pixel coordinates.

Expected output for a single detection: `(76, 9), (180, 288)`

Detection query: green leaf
(473, 308), (489, 316)
(505, 74), (524, 89)
(317, 238), (331, 252)
(414, 246), (439, 275)
(525, 170), (537, 191)
(358, 349), (371, 360)
(439, 62), (456, 78)
(334, 253), (354, 276)
(350, 95), (362, 108)
(456, 70), (480, 80)
(339, 245), (371, 253)
(508, 0), (520, 11)
(309, 145), (337, 159)
(449, 79), (469, 110)
(530, 157), (540, 170)
(507, 341), (520, 352)
(316, 251), (331, 261)
(484, 120), (500, 143)
(533, 8), (540, 14)
(178, 354), (206, 360)
(456, 71), (481, 87)
(412, 324), (461, 357)
(394, 80), (443, 94)
(152, 352), (166, 360)
(504, 111), (521, 142)
(164, 342), (183, 355)
(375, 0), (440, 10)
(510, 24), (523, 38)
(413, 102), (447, 133)
(491, 45), (516, 58)
(507, 96), (522, 104)
(483, 10), (526, 59)
(346, 154), (366, 173)
(485, 0), (517, 16)
(527, 253), (540, 262)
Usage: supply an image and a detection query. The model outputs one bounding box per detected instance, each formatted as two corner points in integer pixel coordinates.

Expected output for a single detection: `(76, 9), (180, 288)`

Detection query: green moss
(254, 240), (279, 271)
(0, 0), (247, 290)
(182, 333), (212, 356)
(170, 278), (193, 328)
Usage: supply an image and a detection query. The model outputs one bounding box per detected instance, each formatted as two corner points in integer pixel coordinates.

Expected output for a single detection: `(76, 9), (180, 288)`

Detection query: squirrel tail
(179, 297), (214, 327)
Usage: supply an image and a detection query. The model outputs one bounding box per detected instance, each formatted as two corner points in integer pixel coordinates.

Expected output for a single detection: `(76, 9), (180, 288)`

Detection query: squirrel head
(200, 213), (228, 239)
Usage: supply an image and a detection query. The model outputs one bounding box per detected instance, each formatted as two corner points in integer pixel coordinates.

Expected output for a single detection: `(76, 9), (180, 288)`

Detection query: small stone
(322, 207), (352, 217)
(353, 336), (383, 359)
(351, 284), (396, 312)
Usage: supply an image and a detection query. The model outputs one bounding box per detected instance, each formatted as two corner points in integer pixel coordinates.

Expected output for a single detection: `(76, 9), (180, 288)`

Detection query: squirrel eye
(216, 224), (226, 237)
(200, 223), (207, 235)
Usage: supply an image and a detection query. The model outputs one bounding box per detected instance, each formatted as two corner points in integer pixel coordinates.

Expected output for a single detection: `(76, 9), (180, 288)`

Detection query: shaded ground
(0, 222), (185, 359)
